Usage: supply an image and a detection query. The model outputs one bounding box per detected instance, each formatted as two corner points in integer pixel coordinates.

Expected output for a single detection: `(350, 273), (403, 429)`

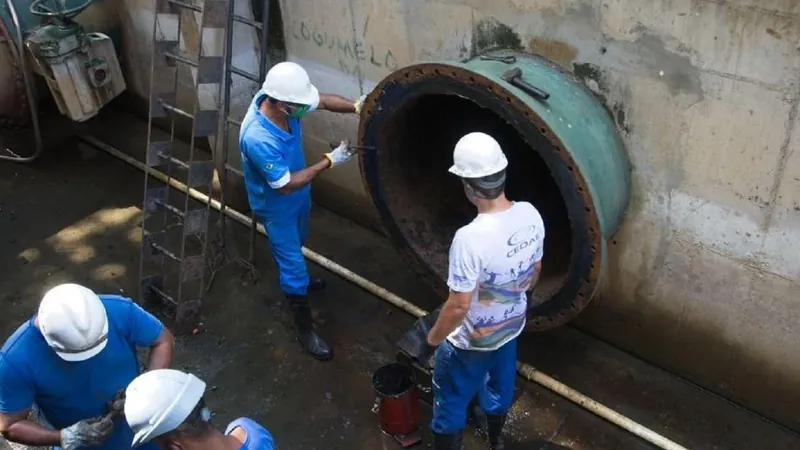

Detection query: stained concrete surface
(1, 115), (800, 449)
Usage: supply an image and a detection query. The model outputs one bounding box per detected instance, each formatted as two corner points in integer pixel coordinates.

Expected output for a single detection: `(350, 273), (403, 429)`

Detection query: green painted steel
(453, 53), (631, 239)
(358, 51), (631, 329)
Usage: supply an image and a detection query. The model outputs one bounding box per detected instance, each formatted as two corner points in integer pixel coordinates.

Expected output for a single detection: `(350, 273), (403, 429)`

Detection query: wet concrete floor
(2, 108), (800, 449)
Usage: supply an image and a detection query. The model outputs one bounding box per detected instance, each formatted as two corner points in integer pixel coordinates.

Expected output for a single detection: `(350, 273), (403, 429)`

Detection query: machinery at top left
(0, 0), (126, 162)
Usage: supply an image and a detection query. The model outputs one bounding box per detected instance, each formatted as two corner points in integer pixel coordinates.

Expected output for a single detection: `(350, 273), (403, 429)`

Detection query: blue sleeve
(0, 355), (34, 414)
(225, 417), (274, 449)
(244, 137), (291, 189)
(127, 301), (164, 347)
(105, 297), (164, 347)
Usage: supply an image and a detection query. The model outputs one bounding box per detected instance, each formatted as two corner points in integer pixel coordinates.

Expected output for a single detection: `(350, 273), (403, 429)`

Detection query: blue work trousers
(431, 338), (518, 434)
(261, 201), (311, 296)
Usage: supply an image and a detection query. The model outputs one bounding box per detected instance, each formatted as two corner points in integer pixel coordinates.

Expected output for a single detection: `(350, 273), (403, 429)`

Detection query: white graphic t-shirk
(446, 201), (545, 351)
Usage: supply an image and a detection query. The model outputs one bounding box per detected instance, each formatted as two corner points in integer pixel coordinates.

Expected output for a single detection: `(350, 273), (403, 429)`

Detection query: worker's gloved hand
(325, 140), (355, 167)
(397, 309), (441, 371)
(107, 388), (126, 418)
(416, 341), (437, 370)
(354, 94), (367, 115)
(60, 415), (115, 450)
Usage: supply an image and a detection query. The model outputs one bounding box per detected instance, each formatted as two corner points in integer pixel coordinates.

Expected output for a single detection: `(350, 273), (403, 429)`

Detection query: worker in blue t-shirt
(0, 283), (174, 450)
(239, 61), (365, 361)
(125, 369), (275, 450)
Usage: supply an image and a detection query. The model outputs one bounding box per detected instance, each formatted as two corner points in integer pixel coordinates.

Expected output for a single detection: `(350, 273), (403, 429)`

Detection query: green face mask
(285, 104), (310, 119)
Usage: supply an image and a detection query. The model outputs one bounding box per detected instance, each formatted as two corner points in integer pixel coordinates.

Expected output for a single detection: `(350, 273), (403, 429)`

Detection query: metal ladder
(219, 0), (271, 264)
(139, 0), (270, 333)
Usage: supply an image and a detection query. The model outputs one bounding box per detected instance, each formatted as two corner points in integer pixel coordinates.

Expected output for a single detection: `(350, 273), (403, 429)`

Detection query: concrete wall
(5, 0), (799, 431)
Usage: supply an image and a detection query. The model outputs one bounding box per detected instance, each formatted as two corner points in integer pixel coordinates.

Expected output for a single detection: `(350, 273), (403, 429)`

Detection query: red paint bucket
(372, 363), (421, 436)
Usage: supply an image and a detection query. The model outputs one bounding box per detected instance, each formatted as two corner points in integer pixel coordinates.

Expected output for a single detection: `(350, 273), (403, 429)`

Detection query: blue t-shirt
(239, 90), (316, 220)
(0, 295), (164, 450)
(225, 417), (275, 450)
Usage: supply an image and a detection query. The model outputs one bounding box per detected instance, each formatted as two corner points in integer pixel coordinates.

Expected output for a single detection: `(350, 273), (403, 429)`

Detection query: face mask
(283, 104), (310, 119)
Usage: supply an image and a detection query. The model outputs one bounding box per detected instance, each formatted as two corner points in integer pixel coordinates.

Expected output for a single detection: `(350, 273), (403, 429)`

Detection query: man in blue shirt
(239, 61), (364, 361)
(0, 283), (175, 450)
(125, 369), (275, 450)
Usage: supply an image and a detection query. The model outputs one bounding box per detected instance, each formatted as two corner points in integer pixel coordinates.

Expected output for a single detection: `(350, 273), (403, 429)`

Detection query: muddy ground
(2, 108), (800, 450)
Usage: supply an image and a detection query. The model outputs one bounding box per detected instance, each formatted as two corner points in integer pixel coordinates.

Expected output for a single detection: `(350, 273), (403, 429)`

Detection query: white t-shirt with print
(446, 201), (545, 351)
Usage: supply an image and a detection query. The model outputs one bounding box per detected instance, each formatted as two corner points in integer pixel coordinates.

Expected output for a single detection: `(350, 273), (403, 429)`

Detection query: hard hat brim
(448, 160), (509, 179)
(53, 319), (109, 362)
(448, 165), (465, 177)
(130, 373), (207, 446)
(302, 85), (320, 108)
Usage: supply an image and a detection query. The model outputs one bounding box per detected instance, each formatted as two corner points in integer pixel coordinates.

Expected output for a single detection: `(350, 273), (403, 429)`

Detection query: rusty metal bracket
(144, 187), (168, 214)
(147, 141), (172, 167)
(149, 92), (177, 118)
(155, 41), (179, 67)
(143, 232), (166, 264)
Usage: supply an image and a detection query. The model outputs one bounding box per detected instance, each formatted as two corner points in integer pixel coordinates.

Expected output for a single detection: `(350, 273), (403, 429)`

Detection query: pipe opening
(360, 59), (629, 330)
(376, 93), (571, 303)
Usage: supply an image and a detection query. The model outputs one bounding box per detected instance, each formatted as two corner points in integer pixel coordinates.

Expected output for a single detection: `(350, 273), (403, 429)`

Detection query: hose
(75, 133), (690, 450)
(0, 0), (43, 163)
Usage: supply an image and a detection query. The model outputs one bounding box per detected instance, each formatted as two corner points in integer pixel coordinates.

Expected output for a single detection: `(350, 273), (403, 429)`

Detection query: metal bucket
(372, 363), (421, 436)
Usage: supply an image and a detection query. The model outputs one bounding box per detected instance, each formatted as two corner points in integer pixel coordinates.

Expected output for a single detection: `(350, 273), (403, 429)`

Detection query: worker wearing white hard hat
(0, 283), (175, 450)
(239, 61), (365, 362)
(125, 369), (275, 449)
(413, 132), (546, 450)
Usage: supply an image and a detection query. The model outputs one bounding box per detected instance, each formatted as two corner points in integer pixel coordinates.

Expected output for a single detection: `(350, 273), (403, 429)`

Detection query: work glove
(416, 341), (437, 370)
(325, 140), (355, 167)
(60, 415), (115, 450)
(353, 94), (366, 115)
(397, 309), (441, 370)
(107, 388), (126, 418)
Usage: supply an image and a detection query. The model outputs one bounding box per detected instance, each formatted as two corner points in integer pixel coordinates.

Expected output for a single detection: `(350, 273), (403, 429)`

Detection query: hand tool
(479, 54), (516, 64)
(328, 142), (377, 151)
(501, 66), (551, 101)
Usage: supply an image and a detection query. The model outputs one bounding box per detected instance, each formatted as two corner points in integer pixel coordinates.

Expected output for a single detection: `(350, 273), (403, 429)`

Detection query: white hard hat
(38, 284), (109, 362)
(126, 369), (207, 446)
(262, 61), (319, 106)
(449, 132), (508, 178)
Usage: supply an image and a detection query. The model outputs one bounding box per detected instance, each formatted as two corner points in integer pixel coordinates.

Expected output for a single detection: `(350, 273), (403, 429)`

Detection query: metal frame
(139, 0), (271, 333)
(140, 0), (228, 333)
(218, 0), (271, 262)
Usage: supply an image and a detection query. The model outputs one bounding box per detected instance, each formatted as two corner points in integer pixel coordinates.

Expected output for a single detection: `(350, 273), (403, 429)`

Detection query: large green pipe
(358, 51), (631, 330)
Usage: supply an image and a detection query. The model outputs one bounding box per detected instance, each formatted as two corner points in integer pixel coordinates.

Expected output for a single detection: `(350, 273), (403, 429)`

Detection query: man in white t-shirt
(422, 132), (545, 450)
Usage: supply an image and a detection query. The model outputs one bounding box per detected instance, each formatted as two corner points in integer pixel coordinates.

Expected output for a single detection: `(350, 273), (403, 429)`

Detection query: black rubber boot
(432, 431), (464, 450)
(486, 414), (507, 450)
(466, 397), (486, 431)
(308, 277), (326, 292)
(287, 295), (332, 361)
